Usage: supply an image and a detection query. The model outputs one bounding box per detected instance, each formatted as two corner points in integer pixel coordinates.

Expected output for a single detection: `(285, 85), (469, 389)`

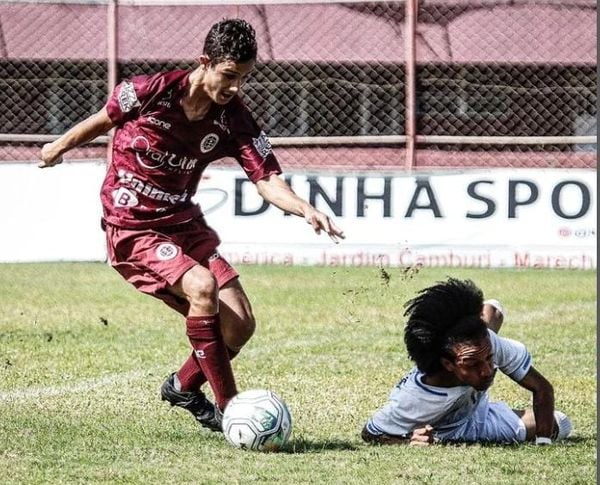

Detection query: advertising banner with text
(199, 168), (596, 270)
(0, 163), (595, 269)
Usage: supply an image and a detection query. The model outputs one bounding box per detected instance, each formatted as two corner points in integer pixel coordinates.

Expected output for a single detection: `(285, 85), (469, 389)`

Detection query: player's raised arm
(255, 174), (345, 243)
(39, 107), (115, 168)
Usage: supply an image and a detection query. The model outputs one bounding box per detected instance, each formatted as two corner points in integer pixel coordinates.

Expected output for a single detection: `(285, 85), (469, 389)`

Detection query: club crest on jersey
(200, 133), (219, 153)
(118, 81), (140, 113)
(252, 131), (272, 160)
(156, 243), (178, 261)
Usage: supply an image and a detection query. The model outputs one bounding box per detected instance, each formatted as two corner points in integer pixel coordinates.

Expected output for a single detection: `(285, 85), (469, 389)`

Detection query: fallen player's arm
(516, 366), (555, 440)
(361, 425), (434, 446)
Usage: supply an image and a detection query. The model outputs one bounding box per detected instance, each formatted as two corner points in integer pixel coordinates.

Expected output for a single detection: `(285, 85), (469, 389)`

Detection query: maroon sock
(177, 348), (240, 392)
(176, 352), (205, 391)
(184, 315), (237, 410)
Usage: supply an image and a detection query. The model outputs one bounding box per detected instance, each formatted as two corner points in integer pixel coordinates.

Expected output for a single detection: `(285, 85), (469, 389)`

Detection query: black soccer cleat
(160, 373), (222, 432)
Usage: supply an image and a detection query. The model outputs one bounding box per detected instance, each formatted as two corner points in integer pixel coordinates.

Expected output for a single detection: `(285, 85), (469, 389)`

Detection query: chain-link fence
(0, 0), (596, 170)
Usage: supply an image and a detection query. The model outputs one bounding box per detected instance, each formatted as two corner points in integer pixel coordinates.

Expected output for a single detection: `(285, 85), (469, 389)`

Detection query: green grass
(0, 263), (596, 484)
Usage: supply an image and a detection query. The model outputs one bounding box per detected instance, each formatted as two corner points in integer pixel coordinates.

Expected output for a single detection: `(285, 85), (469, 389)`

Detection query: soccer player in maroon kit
(39, 19), (344, 432)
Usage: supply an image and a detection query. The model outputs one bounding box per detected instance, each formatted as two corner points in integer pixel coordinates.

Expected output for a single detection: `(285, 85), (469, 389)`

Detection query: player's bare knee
(184, 272), (219, 307)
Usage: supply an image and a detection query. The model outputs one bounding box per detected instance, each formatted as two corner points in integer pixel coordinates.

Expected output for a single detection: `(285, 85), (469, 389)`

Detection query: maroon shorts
(104, 217), (238, 315)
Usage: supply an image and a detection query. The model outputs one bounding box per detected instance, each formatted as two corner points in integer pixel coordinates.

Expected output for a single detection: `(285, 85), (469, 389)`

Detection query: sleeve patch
(252, 131), (273, 160)
(118, 81), (141, 113)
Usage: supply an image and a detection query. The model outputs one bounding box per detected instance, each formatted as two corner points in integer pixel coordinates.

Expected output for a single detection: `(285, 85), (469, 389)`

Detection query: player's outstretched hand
(304, 208), (345, 243)
(38, 143), (64, 168)
(409, 425), (435, 446)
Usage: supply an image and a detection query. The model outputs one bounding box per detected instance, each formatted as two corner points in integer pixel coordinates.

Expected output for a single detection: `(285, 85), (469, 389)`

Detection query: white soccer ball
(222, 389), (292, 451)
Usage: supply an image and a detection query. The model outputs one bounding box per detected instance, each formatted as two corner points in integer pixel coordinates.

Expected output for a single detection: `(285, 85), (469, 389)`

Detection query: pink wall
(0, 3), (596, 63)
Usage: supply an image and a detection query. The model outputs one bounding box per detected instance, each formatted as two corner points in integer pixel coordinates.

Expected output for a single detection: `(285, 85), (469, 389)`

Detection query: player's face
(445, 337), (496, 391)
(203, 59), (255, 105)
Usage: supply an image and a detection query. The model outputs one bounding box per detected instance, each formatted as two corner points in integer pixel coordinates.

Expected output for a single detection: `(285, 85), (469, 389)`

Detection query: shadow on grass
(279, 437), (359, 453)
(560, 436), (594, 444)
(439, 436), (589, 448)
(188, 428), (588, 452)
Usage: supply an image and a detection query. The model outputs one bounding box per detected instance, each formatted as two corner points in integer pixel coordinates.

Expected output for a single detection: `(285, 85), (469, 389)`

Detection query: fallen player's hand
(409, 425), (435, 446)
(304, 208), (345, 243)
(39, 143), (64, 168)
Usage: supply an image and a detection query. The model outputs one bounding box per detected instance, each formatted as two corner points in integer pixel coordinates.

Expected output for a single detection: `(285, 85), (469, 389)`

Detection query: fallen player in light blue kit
(362, 278), (572, 446)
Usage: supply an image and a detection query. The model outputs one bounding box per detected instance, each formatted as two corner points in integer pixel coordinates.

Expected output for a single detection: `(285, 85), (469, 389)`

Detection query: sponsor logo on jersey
(156, 243), (178, 261)
(157, 89), (173, 108)
(200, 133), (220, 153)
(131, 135), (198, 172)
(194, 349), (206, 359)
(147, 116), (172, 130)
(252, 131), (273, 160)
(118, 81), (140, 113)
(213, 111), (229, 133)
(208, 252), (220, 262)
(112, 187), (139, 207)
(117, 169), (190, 205)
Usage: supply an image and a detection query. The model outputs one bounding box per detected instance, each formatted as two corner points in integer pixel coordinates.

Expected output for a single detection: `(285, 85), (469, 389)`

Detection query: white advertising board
(0, 161), (106, 262)
(0, 162), (596, 268)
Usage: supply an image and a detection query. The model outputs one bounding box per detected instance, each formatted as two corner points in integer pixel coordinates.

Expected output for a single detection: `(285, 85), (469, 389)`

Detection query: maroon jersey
(101, 70), (281, 228)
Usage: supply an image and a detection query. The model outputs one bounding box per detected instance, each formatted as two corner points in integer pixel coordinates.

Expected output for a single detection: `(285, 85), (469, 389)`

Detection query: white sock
(554, 411), (573, 440)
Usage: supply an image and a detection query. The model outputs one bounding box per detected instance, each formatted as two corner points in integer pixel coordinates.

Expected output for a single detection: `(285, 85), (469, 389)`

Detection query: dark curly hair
(203, 19), (257, 65)
(403, 278), (488, 374)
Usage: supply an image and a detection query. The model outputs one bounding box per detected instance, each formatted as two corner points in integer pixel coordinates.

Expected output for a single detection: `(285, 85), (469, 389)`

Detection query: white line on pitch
(509, 301), (596, 324)
(0, 369), (154, 403)
(1, 300), (595, 403)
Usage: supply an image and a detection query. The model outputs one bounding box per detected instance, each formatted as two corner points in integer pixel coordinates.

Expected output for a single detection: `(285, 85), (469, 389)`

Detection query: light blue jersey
(365, 330), (532, 443)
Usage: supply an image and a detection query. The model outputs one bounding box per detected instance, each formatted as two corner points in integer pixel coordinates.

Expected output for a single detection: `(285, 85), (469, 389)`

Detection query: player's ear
(198, 55), (212, 69)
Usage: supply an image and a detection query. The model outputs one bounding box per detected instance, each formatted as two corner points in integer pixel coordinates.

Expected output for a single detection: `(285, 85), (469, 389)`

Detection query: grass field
(0, 263), (596, 484)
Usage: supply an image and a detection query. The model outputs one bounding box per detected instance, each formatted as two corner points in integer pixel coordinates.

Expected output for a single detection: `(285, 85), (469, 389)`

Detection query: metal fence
(0, 0), (596, 170)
